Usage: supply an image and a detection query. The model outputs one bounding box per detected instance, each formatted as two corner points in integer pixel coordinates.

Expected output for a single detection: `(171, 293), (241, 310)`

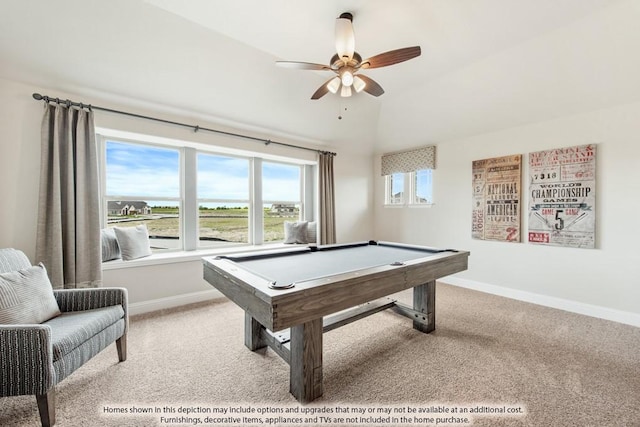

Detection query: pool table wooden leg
(289, 318), (323, 403)
(413, 280), (436, 333)
(244, 313), (266, 351)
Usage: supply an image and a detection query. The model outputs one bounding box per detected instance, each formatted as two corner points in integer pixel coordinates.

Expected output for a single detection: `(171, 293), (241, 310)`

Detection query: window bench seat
(101, 243), (295, 270)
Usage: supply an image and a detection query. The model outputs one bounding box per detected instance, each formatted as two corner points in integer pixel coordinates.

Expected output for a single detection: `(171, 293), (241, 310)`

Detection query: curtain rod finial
(33, 93), (44, 100)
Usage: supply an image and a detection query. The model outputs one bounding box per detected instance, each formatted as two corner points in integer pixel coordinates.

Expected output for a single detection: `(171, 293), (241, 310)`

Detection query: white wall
(0, 77), (373, 313)
(374, 101), (640, 326)
(5, 72), (638, 325)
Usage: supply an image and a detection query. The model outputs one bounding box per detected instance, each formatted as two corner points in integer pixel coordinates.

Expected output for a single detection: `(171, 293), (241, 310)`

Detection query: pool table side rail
(269, 251), (469, 330)
(203, 259), (276, 328)
(203, 250), (469, 331)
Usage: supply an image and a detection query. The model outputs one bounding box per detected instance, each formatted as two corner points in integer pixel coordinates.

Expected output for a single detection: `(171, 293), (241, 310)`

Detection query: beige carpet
(1, 283), (639, 426)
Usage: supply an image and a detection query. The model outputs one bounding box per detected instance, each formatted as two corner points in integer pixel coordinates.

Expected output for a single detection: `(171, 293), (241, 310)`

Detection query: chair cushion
(0, 263), (61, 324)
(44, 305), (125, 361)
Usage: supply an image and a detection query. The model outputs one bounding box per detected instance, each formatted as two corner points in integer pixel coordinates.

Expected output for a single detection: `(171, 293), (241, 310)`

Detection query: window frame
(262, 160), (304, 243)
(100, 137), (184, 251)
(384, 169), (434, 207)
(97, 132), (313, 254)
(195, 151), (252, 249)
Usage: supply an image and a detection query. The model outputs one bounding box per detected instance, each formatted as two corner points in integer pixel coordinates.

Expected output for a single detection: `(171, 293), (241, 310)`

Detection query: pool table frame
(202, 241), (469, 403)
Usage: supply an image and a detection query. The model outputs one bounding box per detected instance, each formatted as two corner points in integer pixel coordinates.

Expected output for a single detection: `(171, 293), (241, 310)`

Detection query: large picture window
(100, 134), (312, 254)
(104, 141), (181, 250)
(197, 153), (250, 248)
(262, 161), (302, 242)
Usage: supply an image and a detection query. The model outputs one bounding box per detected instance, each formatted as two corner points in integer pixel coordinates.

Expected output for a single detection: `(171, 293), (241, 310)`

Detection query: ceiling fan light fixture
(353, 75), (366, 93)
(335, 13), (355, 60)
(327, 76), (341, 94)
(340, 85), (352, 97)
(341, 69), (354, 87)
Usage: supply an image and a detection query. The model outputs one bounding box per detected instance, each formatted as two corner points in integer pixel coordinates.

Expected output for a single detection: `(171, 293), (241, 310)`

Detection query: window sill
(102, 242), (294, 270)
(383, 203), (434, 209)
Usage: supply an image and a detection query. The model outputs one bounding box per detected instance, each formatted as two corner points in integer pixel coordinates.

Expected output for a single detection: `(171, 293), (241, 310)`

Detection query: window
(262, 162), (302, 242)
(413, 169), (433, 204)
(386, 172), (404, 205)
(381, 145), (435, 207)
(100, 134), (312, 253)
(197, 153), (250, 248)
(104, 141), (181, 251)
(384, 169), (433, 206)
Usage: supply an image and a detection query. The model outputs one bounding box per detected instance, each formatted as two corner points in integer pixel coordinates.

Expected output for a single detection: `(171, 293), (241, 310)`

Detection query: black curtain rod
(32, 93), (336, 157)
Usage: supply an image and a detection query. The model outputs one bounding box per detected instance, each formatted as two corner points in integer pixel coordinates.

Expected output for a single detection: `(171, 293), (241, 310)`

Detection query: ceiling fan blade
(311, 77), (337, 100)
(276, 61), (331, 71)
(360, 46), (421, 69)
(335, 12), (355, 60)
(355, 74), (385, 97)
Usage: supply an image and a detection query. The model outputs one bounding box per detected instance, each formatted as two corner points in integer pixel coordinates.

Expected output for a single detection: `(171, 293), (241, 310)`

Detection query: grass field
(107, 207), (297, 243)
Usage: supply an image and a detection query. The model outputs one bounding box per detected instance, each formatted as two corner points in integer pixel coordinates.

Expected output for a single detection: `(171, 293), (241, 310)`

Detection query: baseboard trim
(129, 289), (224, 316)
(128, 279), (640, 328)
(441, 277), (640, 328)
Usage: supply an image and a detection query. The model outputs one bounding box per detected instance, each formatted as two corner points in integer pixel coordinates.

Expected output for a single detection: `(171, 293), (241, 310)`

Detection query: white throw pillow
(306, 221), (317, 244)
(114, 225), (152, 261)
(284, 221), (309, 244)
(0, 263), (61, 324)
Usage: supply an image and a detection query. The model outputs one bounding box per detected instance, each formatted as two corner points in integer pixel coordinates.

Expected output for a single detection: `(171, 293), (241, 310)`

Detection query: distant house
(270, 203), (297, 215)
(107, 201), (152, 216)
(391, 191), (404, 204)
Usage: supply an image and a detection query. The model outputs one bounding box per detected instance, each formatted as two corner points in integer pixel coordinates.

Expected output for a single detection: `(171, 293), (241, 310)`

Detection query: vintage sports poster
(472, 154), (522, 242)
(528, 144), (596, 248)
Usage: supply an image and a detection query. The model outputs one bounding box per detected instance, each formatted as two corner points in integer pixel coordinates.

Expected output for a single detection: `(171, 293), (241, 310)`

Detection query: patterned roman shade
(381, 145), (436, 176)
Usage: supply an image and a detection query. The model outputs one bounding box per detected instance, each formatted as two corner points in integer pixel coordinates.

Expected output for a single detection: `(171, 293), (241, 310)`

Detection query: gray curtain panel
(318, 152), (336, 245)
(36, 103), (102, 289)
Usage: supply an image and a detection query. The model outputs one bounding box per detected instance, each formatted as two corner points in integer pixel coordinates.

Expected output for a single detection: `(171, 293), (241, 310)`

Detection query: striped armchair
(0, 248), (128, 427)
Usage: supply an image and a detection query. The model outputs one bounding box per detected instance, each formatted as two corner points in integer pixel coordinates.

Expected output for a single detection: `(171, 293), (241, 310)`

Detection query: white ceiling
(1, 0), (639, 154)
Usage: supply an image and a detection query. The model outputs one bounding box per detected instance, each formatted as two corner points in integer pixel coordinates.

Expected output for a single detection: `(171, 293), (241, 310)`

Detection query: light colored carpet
(1, 283), (639, 426)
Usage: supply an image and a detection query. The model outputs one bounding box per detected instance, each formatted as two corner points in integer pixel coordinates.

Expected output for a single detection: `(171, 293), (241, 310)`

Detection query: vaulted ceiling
(1, 0), (638, 154)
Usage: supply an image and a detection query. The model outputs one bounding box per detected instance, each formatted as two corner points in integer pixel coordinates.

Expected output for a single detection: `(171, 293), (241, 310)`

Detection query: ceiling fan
(276, 12), (421, 100)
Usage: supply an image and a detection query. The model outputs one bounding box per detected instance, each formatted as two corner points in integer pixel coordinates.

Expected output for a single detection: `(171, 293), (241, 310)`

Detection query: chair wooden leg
(36, 389), (55, 427)
(116, 333), (127, 362)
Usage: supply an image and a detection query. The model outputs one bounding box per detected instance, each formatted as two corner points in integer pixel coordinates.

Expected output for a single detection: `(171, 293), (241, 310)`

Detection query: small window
(385, 172), (405, 205)
(384, 170), (433, 206)
(413, 169), (433, 204)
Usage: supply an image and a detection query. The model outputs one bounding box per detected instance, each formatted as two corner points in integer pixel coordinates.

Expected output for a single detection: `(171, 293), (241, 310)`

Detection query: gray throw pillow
(0, 263), (61, 324)
(284, 221), (309, 244)
(114, 225), (152, 261)
(101, 228), (121, 262)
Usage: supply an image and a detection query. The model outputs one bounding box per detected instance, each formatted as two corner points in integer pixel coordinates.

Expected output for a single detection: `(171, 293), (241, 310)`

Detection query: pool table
(202, 240), (469, 403)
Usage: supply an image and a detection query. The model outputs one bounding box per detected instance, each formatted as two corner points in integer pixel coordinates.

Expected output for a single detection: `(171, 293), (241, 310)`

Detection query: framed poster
(528, 144), (596, 248)
(472, 154), (522, 242)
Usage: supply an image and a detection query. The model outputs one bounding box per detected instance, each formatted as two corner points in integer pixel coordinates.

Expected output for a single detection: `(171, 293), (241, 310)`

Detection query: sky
(106, 141), (301, 206)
